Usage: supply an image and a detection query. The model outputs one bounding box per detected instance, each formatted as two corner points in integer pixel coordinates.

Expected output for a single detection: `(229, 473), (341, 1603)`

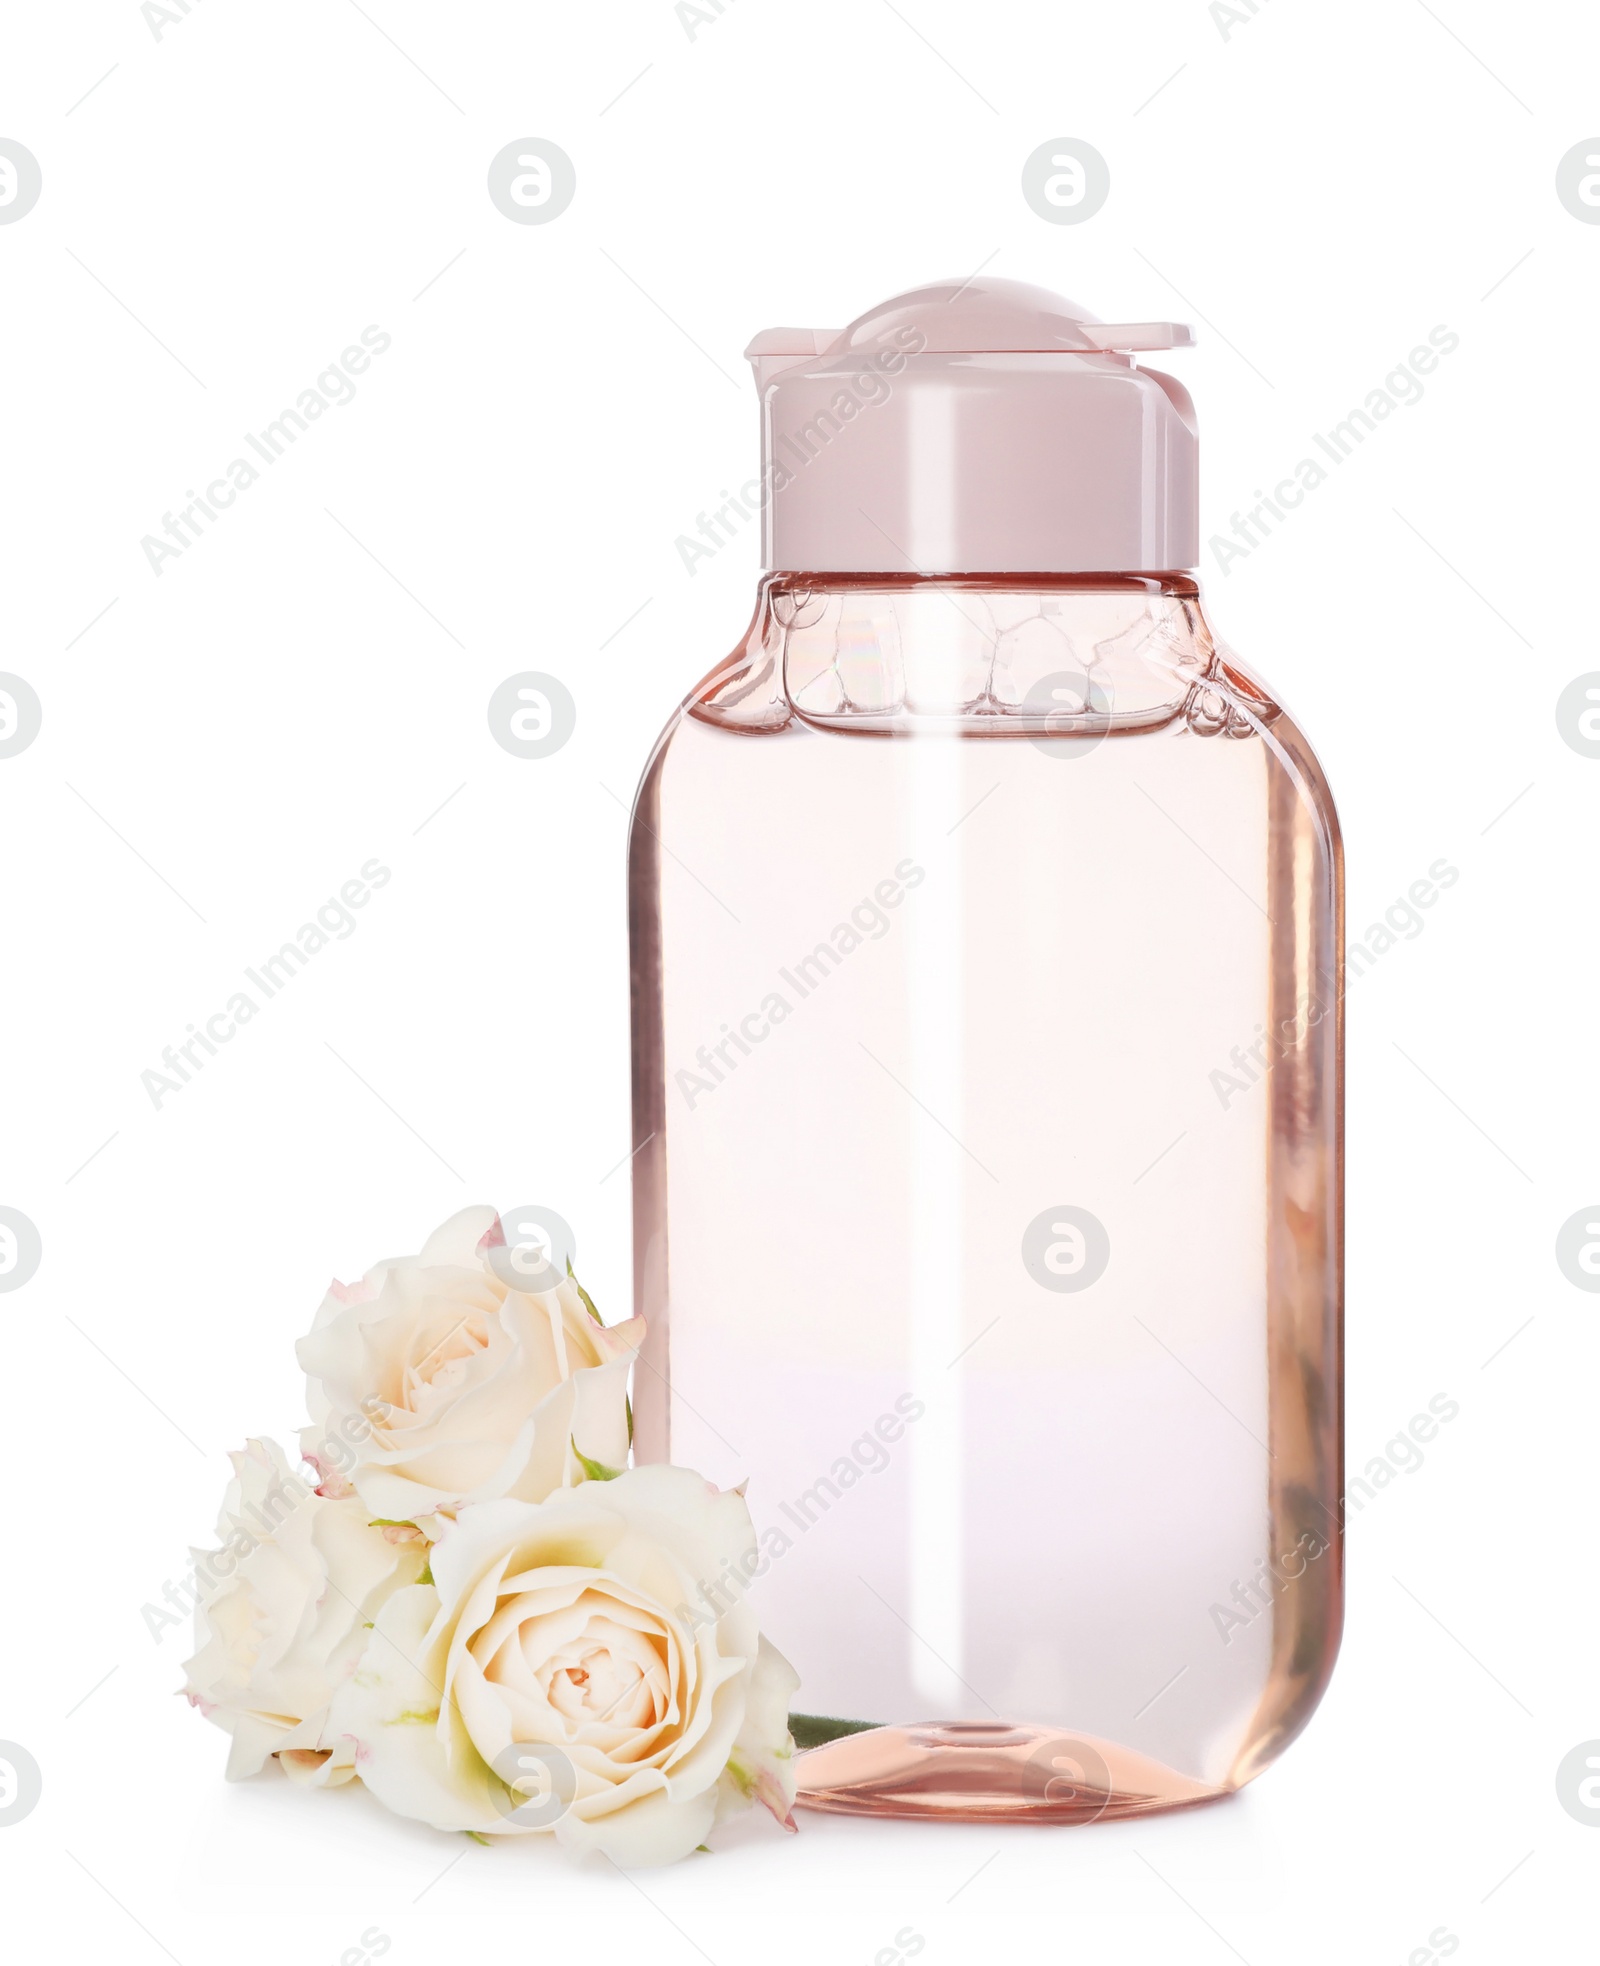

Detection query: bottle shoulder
(648, 579), (1331, 805)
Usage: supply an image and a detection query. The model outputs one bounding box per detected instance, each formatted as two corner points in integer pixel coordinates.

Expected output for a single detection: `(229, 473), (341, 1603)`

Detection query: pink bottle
(628, 279), (1343, 1821)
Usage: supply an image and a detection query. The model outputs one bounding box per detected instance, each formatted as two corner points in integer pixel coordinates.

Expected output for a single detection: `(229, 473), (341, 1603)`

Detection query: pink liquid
(629, 574), (1342, 1819)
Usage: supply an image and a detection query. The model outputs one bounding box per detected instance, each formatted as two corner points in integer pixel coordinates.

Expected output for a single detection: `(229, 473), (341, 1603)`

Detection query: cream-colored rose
(297, 1207), (643, 1527)
(328, 1467), (800, 1866)
(183, 1438), (427, 1785)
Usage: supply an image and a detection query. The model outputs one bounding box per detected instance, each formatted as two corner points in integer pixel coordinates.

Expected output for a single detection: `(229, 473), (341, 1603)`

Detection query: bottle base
(792, 1720), (1229, 1824)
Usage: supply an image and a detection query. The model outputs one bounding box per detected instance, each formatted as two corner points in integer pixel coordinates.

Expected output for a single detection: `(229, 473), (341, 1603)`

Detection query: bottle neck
(691, 573), (1250, 741)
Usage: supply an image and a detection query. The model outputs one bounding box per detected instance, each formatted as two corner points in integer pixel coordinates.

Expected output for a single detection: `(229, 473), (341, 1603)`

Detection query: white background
(2, 0), (1596, 1960)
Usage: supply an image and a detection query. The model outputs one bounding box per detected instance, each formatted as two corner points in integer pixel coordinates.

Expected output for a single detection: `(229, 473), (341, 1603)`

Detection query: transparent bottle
(628, 282), (1342, 1822)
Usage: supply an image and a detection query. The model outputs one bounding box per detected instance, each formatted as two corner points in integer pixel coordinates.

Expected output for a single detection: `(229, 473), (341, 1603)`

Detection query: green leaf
(566, 1255), (604, 1325)
(786, 1712), (880, 1751)
(571, 1436), (624, 1482)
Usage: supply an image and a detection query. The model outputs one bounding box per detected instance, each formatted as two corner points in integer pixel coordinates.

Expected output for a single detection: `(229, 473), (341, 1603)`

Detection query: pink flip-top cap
(745, 277), (1198, 576)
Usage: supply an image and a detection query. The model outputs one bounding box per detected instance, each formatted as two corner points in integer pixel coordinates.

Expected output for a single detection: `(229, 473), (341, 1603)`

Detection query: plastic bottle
(627, 278), (1343, 1821)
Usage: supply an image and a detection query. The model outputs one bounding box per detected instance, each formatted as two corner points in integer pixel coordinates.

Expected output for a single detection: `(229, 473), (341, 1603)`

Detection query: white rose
(328, 1466), (800, 1866)
(183, 1438), (427, 1785)
(297, 1207), (643, 1527)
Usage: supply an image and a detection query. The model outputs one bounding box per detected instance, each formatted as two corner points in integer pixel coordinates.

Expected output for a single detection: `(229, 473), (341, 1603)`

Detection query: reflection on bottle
(905, 637), (967, 1710)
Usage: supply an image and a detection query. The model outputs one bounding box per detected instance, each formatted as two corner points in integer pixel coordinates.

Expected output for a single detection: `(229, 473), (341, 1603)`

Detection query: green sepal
(571, 1436), (624, 1482)
(566, 1255), (604, 1326)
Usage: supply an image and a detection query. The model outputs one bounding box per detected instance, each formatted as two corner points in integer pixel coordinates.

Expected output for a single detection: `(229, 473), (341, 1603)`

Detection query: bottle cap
(745, 277), (1197, 575)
